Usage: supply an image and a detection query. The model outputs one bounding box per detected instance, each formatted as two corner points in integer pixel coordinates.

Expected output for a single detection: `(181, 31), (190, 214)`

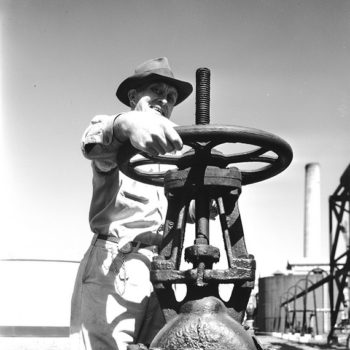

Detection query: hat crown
(135, 57), (174, 78)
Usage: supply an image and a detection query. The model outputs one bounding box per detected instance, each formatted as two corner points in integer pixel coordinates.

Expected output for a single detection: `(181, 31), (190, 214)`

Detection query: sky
(0, 0), (349, 278)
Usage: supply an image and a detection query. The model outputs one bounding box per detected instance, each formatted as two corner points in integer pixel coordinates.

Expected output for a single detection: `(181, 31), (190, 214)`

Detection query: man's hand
(114, 96), (183, 156)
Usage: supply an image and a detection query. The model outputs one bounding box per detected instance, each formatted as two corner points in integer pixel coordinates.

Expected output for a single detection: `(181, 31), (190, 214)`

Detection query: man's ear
(128, 89), (137, 107)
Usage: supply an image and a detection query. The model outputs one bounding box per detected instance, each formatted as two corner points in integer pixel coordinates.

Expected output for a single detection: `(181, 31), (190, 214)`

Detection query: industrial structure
(303, 163), (322, 259)
(256, 163), (350, 345)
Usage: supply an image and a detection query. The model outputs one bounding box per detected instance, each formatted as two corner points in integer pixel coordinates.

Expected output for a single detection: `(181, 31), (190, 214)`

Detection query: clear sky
(0, 0), (349, 277)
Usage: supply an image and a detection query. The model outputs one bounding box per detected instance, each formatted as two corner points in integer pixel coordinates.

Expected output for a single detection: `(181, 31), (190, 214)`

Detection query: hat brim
(116, 73), (193, 107)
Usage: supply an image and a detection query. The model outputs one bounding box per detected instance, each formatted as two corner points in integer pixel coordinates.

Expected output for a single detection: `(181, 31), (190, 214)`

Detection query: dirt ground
(0, 334), (345, 350)
(258, 335), (345, 350)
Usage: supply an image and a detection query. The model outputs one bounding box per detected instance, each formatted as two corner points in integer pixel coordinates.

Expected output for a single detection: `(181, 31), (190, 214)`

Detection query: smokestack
(303, 163), (321, 258)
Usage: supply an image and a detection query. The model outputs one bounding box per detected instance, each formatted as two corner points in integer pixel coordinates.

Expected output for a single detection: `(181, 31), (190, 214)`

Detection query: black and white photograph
(0, 1), (349, 349)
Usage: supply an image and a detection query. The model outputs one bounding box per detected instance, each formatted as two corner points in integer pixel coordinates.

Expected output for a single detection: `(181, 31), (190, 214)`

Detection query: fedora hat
(116, 57), (193, 106)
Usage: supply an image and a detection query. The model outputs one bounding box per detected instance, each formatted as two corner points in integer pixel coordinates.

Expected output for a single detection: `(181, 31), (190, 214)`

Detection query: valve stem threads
(195, 68), (210, 125)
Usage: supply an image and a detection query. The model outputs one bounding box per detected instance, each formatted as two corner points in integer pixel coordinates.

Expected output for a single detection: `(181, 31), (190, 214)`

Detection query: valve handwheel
(117, 124), (293, 186)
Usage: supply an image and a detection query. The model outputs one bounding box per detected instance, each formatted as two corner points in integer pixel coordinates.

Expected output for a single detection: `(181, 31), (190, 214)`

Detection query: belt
(96, 234), (158, 254)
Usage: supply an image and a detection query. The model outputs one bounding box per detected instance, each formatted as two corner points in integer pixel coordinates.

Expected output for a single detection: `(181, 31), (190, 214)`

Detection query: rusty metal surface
(150, 297), (257, 350)
(150, 160), (256, 325)
(151, 259), (255, 283)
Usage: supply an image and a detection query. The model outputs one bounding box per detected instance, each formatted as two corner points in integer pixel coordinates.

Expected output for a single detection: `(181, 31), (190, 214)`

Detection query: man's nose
(158, 97), (168, 105)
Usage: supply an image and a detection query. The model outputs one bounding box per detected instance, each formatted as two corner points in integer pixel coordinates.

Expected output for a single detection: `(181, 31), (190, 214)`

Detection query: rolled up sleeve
(81, 114), (122, 172)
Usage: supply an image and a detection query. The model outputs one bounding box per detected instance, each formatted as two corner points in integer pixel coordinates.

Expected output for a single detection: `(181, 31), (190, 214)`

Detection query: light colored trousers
(70, 235), (165, 350)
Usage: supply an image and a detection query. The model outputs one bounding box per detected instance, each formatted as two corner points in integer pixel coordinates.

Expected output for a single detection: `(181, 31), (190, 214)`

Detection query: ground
(258, 335), (346, 350)
(0, 335), (346, 350)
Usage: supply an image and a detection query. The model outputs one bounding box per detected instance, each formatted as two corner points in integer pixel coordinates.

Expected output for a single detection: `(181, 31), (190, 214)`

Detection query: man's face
(131, 82), (178, 119)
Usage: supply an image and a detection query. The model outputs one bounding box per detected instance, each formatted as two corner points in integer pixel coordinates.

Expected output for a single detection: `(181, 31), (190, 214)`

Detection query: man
(70, 57), (193, 350)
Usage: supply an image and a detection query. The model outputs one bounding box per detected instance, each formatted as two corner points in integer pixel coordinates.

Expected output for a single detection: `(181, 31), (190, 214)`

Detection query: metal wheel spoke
(217, 152), (276, 166)
(132, 153), (182, 167)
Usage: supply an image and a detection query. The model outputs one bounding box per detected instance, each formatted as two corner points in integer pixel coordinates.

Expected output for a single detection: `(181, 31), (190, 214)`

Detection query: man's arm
(82, 97), (183, 172)
(81, 114), (122, 172)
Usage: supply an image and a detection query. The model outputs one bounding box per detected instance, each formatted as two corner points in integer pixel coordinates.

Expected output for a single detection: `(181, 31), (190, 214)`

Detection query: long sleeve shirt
(82, 115), (168, 246)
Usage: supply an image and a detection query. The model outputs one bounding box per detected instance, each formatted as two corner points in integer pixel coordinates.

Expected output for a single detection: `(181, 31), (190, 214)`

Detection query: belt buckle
(119, 242), (133, 254)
